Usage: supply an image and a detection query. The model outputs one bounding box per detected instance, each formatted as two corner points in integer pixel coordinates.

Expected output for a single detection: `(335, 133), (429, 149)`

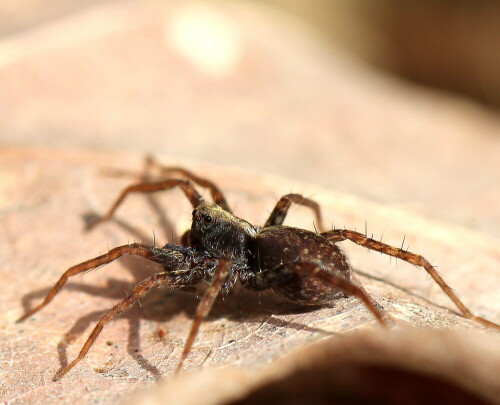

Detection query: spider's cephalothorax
(18, 160), (500, 381)
(190, 200), (257, 264)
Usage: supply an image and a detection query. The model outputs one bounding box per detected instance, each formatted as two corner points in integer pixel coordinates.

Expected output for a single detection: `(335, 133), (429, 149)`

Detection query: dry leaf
(1, 148), (499, 404)
(126, 328), (500, 405)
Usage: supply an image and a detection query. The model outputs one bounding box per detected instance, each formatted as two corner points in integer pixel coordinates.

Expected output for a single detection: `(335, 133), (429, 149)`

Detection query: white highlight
(165, 4), (243, 76)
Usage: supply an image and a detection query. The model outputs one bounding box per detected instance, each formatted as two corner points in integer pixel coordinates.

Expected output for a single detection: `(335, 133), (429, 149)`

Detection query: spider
(17, 159), (499, 381)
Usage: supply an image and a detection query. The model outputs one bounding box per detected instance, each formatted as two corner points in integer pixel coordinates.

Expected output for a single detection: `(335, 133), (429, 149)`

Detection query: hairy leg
(322, 229), (500, 330)
(99, 157), (231, 212)
(53, 271), (173, 380)
(175, 259), (231, 374)
(87, 179), (202, 230)
(244, 262), (386, 325)
(18, 242), (212, 379)
(146, 157), (232, 212)
(264, 194), (326, 232)
(17, 243), (166, 322)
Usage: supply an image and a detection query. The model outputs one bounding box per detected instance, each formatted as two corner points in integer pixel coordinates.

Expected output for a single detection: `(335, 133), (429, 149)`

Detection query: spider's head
(190, 200), (257, 263)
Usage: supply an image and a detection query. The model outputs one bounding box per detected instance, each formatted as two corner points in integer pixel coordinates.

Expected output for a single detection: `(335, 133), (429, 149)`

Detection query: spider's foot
(16, 312), (31, 323)
(53, 361), (77, 381)
(16, 302), (45, 323)
(52, 369), (65, 382)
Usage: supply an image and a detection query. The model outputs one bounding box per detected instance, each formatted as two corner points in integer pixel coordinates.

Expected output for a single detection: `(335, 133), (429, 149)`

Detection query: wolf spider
(18, 159), (499, 381)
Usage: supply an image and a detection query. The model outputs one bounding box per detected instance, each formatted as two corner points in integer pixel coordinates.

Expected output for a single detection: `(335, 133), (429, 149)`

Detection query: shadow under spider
(22, 247), (336, 380)
(56, 306), (172, 380)
(353, 268), (462, 317)
(47, 278), (336, 379)
(22, 256), (460, 380)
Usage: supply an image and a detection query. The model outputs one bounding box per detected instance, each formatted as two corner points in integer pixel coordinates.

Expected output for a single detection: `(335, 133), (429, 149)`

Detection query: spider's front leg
(86, 179), (203, 230)
(322, 229), (500, 330)
(17, 243), (169, 322)
(53, 270), (173, 381)
(145, 157), (232, 212)
(53, 257), (230, 380)
(94, 158), (232, 225)
(175, 259), (231, 374)
(144, 159), (234, 246)
(17, 242), (219, 380)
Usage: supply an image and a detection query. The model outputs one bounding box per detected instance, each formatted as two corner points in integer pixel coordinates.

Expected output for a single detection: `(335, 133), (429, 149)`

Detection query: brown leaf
(125, 328), (500, 405)
(1, 148), (499, 404)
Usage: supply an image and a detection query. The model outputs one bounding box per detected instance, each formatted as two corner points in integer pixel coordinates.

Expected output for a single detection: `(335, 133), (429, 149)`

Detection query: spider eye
(192, 209), (197, 216)
(203, 214), (213, 223)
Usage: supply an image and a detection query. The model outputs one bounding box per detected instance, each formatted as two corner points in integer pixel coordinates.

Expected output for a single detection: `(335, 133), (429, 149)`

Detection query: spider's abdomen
(251, 226), (353, 305)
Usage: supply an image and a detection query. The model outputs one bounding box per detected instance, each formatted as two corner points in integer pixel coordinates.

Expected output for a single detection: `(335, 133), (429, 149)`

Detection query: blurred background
(1, 0), (499, 236)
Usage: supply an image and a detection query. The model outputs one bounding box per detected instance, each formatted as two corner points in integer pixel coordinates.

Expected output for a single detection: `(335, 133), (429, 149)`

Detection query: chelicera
(18, 160), (499, 381)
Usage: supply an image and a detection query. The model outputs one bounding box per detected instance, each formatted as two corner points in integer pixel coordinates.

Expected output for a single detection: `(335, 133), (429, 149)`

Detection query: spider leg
(321, 229), (500, 330)
(53, 271), (173, 381)
(17, 243), (178, 322)
(146, 156), (232, 213)
(97, 157), (231, 212)
(293, 263), (385, 324)
(175, 259), (231, 374)
(145, 156), (232, 246)
(87, 179), (202, 230)
(265, 194), (326, 232)
(243, 262), (386, 325)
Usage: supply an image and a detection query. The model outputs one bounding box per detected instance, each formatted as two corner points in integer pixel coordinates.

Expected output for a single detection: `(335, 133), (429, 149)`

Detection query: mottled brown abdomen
(253, 226), (353, 305)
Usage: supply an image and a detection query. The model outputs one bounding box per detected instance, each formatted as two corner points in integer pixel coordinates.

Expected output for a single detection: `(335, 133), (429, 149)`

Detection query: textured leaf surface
(1, 148), (499, 404)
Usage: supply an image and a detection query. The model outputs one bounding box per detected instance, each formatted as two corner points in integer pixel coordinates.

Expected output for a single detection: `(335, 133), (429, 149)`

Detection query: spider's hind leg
(321, 229), (500, 330)
(243, 262), (386, 325)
